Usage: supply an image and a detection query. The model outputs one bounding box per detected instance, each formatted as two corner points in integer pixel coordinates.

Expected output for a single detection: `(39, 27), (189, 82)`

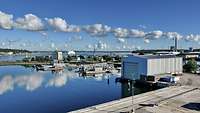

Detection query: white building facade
(122, 55), (183, 80)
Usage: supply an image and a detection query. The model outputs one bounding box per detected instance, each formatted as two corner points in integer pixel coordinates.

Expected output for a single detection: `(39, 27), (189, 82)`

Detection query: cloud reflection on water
(0, 69), (119, 95)
(0, 75), (14, 95)
(46, 71), (75, 87)
(15, 74), (44, 91)
(0, 70), (77, 95)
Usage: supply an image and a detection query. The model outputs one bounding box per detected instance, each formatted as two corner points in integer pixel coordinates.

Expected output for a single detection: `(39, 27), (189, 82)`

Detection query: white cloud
(164, 32), (182, 40)
(87, 44), (93, 49)
(129, 29), (145, 38)
(0, 11), (13, 30)
(122, 45), (126, 49)
(113, 28), (129, 38)
(20, 42), (26, 47)
(97, 41), (107, 49)
(51, 42), (55, 48)
(46, 17), (68, 32)
(46, 17), (80, 32)
(145, 30), (163, 39)
(185, 34), (200, 42)
(117, 38), (125, 43)
(66, 25), (80, 32)
(2, 10), (200, 46)
(14, 14), (44, 31)
(83, 24), (111, 36)
(1, 42), (5, 46)
(39, 31), (48, 37)
(144, 39), (150, 43)
(64, 43), (68, 48)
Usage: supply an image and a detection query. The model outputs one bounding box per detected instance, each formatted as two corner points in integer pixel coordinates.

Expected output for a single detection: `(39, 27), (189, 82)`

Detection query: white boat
(52, 60), (65, 68)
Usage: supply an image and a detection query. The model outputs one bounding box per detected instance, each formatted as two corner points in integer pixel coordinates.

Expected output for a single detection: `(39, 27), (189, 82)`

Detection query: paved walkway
(69, 86), (200, 113)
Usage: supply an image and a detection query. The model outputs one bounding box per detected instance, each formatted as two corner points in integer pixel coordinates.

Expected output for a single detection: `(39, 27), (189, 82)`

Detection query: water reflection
(15, 73), (43, 91)
(121, 82), (155, 98)
(0, 69), (77, 95)
(0, 66), (155, 113)
(46, 72), (70, 88)
(0, 75), (14, 95)
(0, 67), (117, 95)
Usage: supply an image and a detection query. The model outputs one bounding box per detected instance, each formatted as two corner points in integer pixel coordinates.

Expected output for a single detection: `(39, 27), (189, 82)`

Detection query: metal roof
(130, 54), (182, 59)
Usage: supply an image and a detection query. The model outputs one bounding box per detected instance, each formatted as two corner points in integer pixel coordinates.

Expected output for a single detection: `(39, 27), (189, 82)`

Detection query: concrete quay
(69, 86), (200, 113)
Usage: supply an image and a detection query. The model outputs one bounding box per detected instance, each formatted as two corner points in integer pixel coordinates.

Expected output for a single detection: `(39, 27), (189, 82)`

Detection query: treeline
(0, 48), (30, 54)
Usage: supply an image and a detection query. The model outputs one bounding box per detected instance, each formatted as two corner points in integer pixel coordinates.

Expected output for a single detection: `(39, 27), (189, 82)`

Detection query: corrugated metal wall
(147, 57), (182, 75)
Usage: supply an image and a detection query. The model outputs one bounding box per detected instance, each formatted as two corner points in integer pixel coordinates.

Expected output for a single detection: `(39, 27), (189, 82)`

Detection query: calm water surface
(0, 66), (151, 113)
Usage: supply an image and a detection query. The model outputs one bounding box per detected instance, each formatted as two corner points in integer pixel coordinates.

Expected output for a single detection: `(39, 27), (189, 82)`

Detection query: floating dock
(69, 86), (200, 113)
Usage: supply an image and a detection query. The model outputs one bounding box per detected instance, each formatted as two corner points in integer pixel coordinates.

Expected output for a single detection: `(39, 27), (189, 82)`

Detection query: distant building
(56, 51), (63, 61)
(122, 55), (183, 80)
(0, 52), (13, 55)
(181, 52), (200, 59)
(68, 51), (76, 56)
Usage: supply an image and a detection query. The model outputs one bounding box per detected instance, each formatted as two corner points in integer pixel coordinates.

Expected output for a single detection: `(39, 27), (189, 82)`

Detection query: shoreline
(0, 61), (51, 66)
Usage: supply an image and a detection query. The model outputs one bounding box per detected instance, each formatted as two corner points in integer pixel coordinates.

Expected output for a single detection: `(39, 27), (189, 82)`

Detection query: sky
(0, 0), (200, 51)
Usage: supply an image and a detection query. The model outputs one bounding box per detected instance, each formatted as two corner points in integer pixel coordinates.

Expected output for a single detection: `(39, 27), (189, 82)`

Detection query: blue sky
(0, 0), (200, 51)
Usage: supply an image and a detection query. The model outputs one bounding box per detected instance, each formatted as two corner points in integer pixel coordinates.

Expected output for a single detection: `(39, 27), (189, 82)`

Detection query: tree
(102, 55), (112, 62)
(183, 59), (198, 73)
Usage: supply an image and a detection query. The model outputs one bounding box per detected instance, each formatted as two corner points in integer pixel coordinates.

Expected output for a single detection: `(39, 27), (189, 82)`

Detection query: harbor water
(0, 65), (152, 113)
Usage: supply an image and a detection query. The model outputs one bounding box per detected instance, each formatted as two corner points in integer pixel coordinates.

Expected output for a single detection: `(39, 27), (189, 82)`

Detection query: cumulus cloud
(113, 28), (129, 38)
(87, 44), (93, 49)
(46, 17), (80, 32)
(145, 30), (163, 39)
(1, 10), (200, 45)
(83, 24), (111, 36)
(39, 31), (48, 37)
(144, 39), (150, 43)
(20, 42), (26, 47)
(185, 34), (200, 42)
(96, 41), (107, 49)
(46, 17), (67, 32)
(117, 38), (125, 43)
(164, 32), (183, 40)
(1, 42), (5, 46)
(129, 29), (145, 38)
(64, 43), (68, 48)
(14, 14), (44, 31)
(67, 25), (80, 32)
(0, 11), (13, 30)
(51, 42), (55, 48)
